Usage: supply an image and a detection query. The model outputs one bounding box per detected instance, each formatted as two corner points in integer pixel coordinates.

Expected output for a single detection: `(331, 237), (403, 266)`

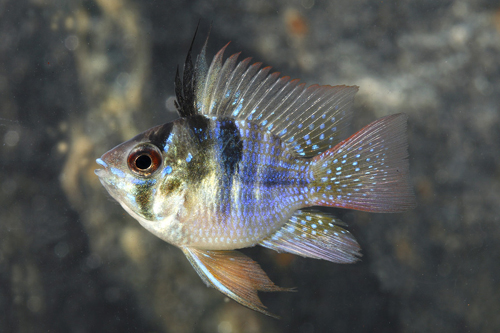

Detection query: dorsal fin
(193, 43), (359, 157)
(175, 24), (202, 117)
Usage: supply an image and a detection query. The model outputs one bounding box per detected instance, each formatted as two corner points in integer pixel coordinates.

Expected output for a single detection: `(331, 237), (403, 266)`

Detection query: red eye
(127, 144), (162, 177)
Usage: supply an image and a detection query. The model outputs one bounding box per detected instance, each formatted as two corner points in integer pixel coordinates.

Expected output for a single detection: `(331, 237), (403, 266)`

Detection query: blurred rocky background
(1, 0), (499, 332)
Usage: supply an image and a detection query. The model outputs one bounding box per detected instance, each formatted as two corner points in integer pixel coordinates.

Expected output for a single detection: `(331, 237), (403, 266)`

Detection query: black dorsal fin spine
(174, 23), (201, 118)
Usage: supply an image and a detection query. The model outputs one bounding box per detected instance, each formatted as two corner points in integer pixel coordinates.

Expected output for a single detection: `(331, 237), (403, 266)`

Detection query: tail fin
(310, 113), (416, 212)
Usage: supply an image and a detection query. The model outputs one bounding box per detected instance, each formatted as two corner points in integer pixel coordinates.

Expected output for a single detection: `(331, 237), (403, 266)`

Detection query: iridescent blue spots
(186, 152), (193, 163)
(232, 101), (244, 117)
(164, 134), (173, 153)
(162, 165), (173, 176)
(96, 158), (108, 168)
(131, 178), (157, 186)
(111, 167), (125, 178)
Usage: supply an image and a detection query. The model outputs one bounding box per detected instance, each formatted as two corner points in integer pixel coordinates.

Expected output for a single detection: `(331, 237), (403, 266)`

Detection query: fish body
(95, 31), (416, 317)
(99, 116), (306, 249)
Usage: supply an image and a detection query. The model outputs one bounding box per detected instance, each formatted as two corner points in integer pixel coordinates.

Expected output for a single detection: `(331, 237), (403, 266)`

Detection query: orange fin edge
(182, 247), (292, 318)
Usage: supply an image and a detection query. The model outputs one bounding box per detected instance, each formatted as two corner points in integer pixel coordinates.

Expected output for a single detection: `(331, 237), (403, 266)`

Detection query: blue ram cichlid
(95, 29), (416, 318)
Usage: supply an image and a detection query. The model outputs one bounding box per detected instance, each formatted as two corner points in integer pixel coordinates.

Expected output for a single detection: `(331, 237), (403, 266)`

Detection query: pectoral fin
(182, 247), (290, 318)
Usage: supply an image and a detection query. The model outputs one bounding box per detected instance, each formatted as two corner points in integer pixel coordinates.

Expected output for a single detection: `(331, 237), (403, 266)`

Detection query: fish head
(94, 120), (188, 231)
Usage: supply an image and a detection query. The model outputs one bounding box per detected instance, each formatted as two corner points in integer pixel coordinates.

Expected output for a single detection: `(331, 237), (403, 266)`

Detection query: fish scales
(95, 28), (416, 318)
(177, 117), (309, 249)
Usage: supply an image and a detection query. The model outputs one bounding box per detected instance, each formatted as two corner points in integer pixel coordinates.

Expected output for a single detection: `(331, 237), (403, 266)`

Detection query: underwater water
(1, 0), (499, 332)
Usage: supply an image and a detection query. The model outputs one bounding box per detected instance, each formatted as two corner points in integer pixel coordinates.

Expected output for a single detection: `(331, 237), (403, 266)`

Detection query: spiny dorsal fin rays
(210, 51), (241, 116)
(198, 42), (231, 115)
(193, 41), (359, 157)
(194, 36), (209, 108)
(211, 52), (242, 116)
(212, 56), (254, 117)
(230, 63), (270, 116)
(182, 247), (292, 318)
(174, 24), (200, 117)
(260, 210), (361, 263)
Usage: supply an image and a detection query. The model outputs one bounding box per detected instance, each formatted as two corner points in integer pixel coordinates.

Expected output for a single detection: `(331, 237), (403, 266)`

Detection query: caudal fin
(310, 113), (416, 212)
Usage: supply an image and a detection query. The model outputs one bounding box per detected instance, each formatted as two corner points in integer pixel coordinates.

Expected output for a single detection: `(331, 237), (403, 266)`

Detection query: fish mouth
(94, 158), (109, 177)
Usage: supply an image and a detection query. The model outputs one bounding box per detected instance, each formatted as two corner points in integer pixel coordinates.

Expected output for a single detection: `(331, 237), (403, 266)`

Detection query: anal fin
(260, 210), (361, 263)
(182, 247), (290, 318)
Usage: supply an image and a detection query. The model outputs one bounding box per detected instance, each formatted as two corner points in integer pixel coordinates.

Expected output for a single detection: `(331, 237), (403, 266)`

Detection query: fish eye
(127, 144), (162, 177)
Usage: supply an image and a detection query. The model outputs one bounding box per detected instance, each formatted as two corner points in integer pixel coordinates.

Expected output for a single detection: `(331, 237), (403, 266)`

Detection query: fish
(94, 29), (416, 318)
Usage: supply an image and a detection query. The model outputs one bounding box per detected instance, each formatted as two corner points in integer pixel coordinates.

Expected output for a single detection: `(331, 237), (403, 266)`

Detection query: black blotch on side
(175, 25), (200, 118)
(219, 118), (243, 182)
(186, 115), (211, 143)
